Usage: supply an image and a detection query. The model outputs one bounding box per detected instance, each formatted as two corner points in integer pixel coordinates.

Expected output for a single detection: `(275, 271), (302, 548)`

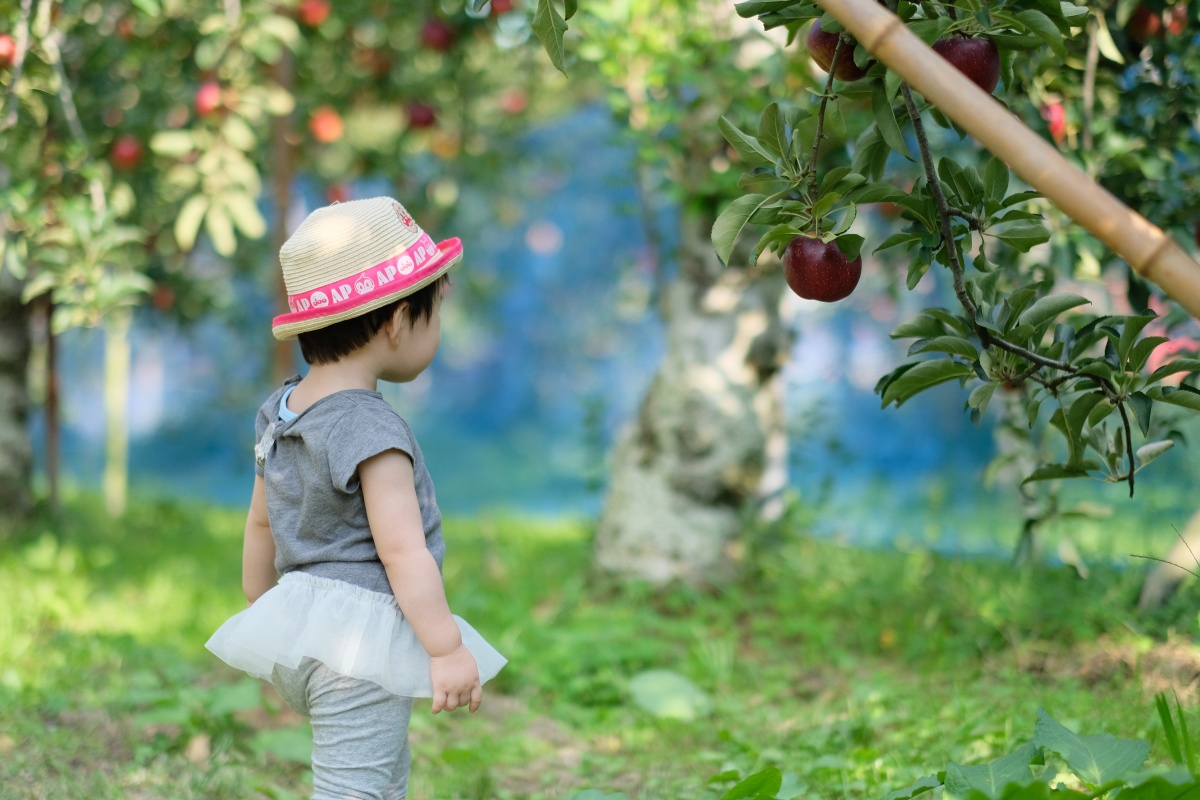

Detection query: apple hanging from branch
(783, 236), (863, 302)
(806, 20), (873, 81)
(931, 36), (1000, 94)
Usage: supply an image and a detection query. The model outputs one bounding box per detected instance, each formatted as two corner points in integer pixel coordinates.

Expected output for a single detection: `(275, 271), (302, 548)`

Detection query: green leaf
(202, 678), (262, 716)
(875, 231), (922, 253)
(1032, 707), (1150, 787)
(871, 83), (911, 159)
(892, 312), (950, 339)
(883, 774), (942, 800)
(852, 125), (891, 180)
(251, 726), (312, 765)
(881, 359), (974, 407)
(1148, 358), (1200, 383)
(1022, 462), (1098, 483)
(944, 742), (1039, 799)
(836, 233), (865, 261)
(734, 0), (801, 14)
(719, 117), (775, 168)
(1118, 315), (1158, 365)
(150, 131), (196, 158)
(1113, 772), (1200, 800)
(1065, 391), (1106, 465)
(1017, 294), (1090, 331)
(713, 194), (769, 266)
(1153, 386), (1200, 413)
(968, 382), (997, 416)
(720, 767), (783, 800)
(1137, 441), (1175, 471)
(757, 103), (788, 161)
(909, 336), (979, 360)
(563, 0), (578, 19)
(173, 194), (209, 252)
(205, 203), (237, 256)
(1127, 336), (1169, 373)
(983, 157), (1009, 207)
(1016, 9), (1066, 58)
(994, 224), (1051, 253)
(1094, 12), (1124, 64)
(1130, 391), (1152, 436)
(224, 192), (267, 239)
(628, 670), (712, 721)
(533, 0), (569, 75)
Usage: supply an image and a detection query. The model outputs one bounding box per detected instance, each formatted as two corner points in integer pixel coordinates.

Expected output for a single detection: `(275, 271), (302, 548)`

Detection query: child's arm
(359, 449), (482, 715)
(242, 475), (277, 605)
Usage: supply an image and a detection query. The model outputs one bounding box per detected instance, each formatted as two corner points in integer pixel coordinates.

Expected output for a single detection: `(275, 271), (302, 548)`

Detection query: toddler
(207, 197), (506, 800)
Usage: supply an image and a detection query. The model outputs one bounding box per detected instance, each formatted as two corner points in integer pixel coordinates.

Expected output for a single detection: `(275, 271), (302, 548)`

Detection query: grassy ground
(2, 494), (1199, 799)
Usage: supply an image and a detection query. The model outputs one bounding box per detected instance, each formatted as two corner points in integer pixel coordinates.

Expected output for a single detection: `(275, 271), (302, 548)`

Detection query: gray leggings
(271, 659), (415, 800)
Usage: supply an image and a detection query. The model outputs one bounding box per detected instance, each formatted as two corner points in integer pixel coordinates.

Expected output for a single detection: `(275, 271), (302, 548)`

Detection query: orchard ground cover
(1, 494), (1199, 799)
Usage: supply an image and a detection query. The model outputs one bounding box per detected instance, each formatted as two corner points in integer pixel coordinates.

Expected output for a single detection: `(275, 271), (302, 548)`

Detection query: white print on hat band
(285, 232), (437, 315)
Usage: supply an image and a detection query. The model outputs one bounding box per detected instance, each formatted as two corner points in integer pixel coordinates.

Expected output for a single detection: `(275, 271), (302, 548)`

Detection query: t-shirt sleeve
(326, 403), (416, 493)
(253, 402), (272, 478)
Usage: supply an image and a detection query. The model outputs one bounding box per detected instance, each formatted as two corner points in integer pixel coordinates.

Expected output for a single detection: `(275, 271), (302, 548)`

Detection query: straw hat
(271, 197), (463, 340)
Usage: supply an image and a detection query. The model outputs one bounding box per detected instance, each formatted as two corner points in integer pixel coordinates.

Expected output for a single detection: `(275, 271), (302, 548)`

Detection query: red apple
(1128, 5), (1163, 44)
(110, 135), (143, 171)
(491, 0), (514, 14)
(500, 88), (527, 114)
(931, 36), (1000, 94)
(806, 20), (872, 81)
(297, 0), (330, 27)
(0, 34), (15, 69)
(420, 18), (457, 51)
(406, 101), (437, 129)
(309, 107), (344, 143)
(195, 81), (222, 118)
(783, 236), (862, 302)
(1041, 101), (1066, 145)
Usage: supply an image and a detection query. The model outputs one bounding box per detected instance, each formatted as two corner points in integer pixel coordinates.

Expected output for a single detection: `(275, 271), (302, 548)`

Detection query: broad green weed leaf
(720, 767), (783, 800)
(1032, 708), (1149, 787)
(628, 669), (712, 721)
(883, 773), (942, 800)
(202, 677), (262, 716)
(252, 726), (313, 765)
(945, 742), (1039, 799)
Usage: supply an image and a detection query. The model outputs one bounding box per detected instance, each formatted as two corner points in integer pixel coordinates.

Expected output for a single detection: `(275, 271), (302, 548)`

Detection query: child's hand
(429, 644), (482, 714)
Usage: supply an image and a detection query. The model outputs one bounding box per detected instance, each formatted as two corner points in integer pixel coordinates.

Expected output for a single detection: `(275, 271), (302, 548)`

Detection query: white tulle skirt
(205, 572), (507, 698)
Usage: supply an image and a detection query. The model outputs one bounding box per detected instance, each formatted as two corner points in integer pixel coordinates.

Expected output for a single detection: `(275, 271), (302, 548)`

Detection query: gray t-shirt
(254, 376), (446, 594)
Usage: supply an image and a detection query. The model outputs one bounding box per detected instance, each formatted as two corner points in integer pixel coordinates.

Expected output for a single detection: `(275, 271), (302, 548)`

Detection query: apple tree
(530, 0), (1200, 581)
(0, 0), (548, 522)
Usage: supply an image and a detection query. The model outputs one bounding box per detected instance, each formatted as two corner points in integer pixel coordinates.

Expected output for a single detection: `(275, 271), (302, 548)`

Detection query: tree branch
(900, 84), (985, 339)
(42, 28), (106, 216)
(803, 35), (845, 200)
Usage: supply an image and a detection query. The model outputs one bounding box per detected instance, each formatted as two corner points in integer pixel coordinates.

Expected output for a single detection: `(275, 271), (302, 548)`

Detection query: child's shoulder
(256, 375), (302, 421)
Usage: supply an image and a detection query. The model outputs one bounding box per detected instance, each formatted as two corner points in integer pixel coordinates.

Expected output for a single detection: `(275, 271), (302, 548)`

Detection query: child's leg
(272, 660), (413, 800)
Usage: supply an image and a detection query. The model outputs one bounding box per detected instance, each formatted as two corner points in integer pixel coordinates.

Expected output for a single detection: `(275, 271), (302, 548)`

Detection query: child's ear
(385, 303), (408, 344)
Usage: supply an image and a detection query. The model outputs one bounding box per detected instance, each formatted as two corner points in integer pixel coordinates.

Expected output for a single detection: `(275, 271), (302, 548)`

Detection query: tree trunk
(0, 267), (33, 527)
(594, 210), (790, 586)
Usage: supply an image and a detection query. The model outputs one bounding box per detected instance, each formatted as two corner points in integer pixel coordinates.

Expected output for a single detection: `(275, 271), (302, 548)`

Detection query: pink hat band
(271, 235), (462, 337)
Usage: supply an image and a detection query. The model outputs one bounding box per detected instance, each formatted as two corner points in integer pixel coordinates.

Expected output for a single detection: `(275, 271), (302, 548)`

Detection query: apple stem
(901, 80), (1139, 494)
(803, 34), (846, 207)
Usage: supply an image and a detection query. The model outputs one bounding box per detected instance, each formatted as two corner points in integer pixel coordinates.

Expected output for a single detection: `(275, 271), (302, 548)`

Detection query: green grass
(2, 493), (1199, 799)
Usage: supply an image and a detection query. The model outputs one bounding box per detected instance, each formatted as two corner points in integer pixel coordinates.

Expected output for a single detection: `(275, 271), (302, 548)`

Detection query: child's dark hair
(297, 274), (449, 366)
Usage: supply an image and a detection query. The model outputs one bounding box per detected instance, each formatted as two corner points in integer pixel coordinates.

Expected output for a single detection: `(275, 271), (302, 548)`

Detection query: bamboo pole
(812, 0), (1200, 320)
